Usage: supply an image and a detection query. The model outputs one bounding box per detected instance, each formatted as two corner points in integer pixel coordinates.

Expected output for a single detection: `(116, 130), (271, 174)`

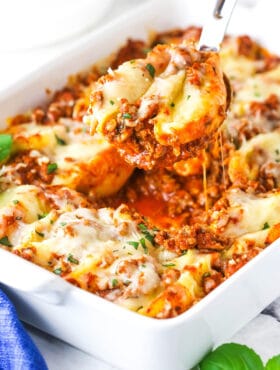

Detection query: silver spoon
(198, 0), (238, 109)
(198, 0), (238, 52)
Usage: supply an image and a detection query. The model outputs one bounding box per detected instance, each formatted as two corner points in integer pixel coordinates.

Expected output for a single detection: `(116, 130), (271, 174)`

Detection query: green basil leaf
(199, 343), (264, 370)
(0, 134), (12, 162)
(265, 355), (280, 370)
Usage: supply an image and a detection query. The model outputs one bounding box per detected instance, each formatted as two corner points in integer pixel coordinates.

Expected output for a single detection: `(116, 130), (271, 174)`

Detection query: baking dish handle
(0, 249), (71, 305)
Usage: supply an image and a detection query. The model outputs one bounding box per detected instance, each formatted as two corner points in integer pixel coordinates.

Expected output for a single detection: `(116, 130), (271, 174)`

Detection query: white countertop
(1, 0), (280, 368)
(25, 309), (280, 370)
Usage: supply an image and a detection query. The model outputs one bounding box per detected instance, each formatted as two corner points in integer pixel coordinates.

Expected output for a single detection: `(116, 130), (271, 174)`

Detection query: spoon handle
(198, 0), (238, 52)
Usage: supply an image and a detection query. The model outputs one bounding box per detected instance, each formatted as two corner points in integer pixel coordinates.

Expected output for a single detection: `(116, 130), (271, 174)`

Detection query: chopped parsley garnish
(187, 95), (191, 100)
(254, 91), (261, 98)
(35, 230), (45, 237)
(143, 231), (155, 245)
(203, 272), (211, 278)
(127, 241), (139, 249)
(12, 200), (19, 205)
(109, 100), (115, 105)
(67, 254), (79, 265)
(138, 223), (148, 232)
(162, 263), (176, 267)
(0, 236), (12, 247)
(112, 278), (118, 288)
(145, 63), (155, 78)
(47, 162), (58, 174)
(263, 222), (270, 230)
(38, 213), (48, 220)
(60, 222), (67, 227)
(276, 149), (280, 155)
(142, 47), (151, 54)
(170, 102), (175, 107)
(138, 223), (156, 246)
(53, 268), (62, 275)
(140, 238), (148, 253)
(0, 134), (12, 162)
(122, 113), (132, 119)
(55, 134), (67, 146)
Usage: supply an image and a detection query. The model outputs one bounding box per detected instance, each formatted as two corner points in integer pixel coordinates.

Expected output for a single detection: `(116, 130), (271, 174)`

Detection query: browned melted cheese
(0, 28), (280, 319)
(86, 42), (227, 170)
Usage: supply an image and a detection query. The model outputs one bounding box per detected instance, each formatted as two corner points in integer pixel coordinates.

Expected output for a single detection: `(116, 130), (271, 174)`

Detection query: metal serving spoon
(198, 0), (238, 110)
(198, 0), (238, 52)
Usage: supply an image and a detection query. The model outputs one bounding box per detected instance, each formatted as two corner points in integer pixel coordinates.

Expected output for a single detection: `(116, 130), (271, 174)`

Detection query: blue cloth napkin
(0, 289), (48, 370)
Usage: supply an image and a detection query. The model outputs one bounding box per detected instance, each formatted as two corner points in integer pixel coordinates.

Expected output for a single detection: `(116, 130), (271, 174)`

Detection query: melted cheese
(88, 42), (227, 166)
(229, 130), (280, 183)
(4, 120), (133, 197)
(219, 189), (280, 238)
(1, 30), (280, 319)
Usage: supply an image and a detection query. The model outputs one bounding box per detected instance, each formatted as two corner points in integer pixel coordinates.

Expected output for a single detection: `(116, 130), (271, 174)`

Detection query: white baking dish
(0, 1), (280, 369)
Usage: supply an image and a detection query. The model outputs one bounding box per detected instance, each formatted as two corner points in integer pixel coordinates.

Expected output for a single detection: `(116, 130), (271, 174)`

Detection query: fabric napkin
(0, 289), (48, 370)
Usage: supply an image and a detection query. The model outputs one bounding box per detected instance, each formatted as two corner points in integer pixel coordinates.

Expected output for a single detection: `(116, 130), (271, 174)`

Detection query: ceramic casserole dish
(0, 1), (280, 369)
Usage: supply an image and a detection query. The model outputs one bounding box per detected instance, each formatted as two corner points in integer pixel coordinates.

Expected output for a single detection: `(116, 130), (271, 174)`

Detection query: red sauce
(127, 195), (185, 229)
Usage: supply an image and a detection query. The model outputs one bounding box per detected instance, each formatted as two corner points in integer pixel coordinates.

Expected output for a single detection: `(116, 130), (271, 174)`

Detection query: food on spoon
(86, 42), (227, 170)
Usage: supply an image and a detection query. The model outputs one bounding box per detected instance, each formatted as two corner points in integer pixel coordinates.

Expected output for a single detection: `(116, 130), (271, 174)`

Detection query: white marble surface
(1, 0), (280, 368)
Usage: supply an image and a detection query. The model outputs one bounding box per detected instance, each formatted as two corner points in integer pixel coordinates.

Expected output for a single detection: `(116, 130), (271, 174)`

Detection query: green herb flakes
(138, 223), (147, 232)
(263, 222), (270, 230)
(47, 162), (58, 174)
(53, 268), (62, 275)
(38, 213), (48, 220)
(202, 272), (211, 278)
(127, 241), (139, 249)
(109, 100), (115, 105)
(140, 238), (148, 253)
(35, 230), (45, 237)
(162, 263), (176, 267)
(145, 63), (155, 78)
(142, 48), (151, 54)
(112, 278), (118, 288)
(122, 113), (132, 119)
(12, 200), (19, 205)
(138, 223), (155, 246)
(67, 254), (79, 265)
(55, 134), (67, 146)
(0, 134), (12, 162)
(0, 236), (12, 247)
